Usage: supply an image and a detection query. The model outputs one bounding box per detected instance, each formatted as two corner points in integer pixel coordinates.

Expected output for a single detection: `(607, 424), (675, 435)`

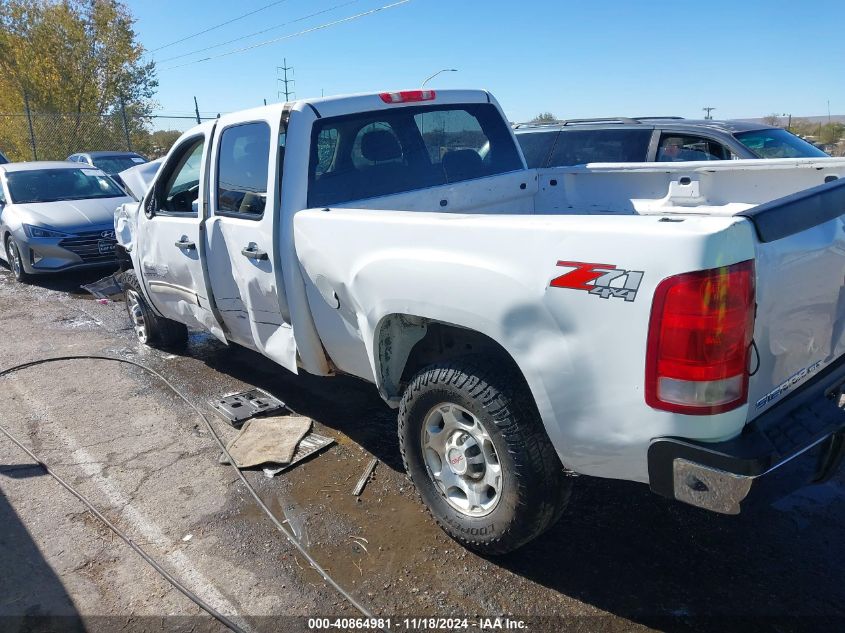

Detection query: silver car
(0, 161), (132, 282)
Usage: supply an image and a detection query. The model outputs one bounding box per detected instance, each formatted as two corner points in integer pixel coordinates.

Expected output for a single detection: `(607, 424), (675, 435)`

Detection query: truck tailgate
(743, 179), (845, 416)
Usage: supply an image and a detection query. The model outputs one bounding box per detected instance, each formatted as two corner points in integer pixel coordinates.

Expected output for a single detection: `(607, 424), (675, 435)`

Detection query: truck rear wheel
(399, 358), (571, 554)
(119, 270), (188, 350)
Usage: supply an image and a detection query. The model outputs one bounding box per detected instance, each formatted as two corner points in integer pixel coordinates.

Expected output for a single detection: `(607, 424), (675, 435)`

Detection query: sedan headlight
(23, 224), (70, 239)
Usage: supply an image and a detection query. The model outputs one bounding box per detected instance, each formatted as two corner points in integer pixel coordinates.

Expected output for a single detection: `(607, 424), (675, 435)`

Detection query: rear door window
(549, 128), (652, 167)
(307, 103), (522, 207)
(516, 131), (559, 168)
(656, 134), (731, 161)
(216, 122), (271, 217)
(546, 128), (653, 166)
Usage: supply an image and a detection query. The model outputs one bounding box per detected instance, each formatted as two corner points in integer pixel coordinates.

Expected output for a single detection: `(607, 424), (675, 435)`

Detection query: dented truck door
(203, 111), (296, 371)
(135, 125), (225, 340)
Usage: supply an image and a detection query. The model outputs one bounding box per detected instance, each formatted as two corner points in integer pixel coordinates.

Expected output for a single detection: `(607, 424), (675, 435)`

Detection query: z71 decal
(550, 261), (644, 302)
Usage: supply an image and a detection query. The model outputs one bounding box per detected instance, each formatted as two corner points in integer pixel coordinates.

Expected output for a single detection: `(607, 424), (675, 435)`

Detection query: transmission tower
(277, 58), (295, 102)
(702, 106), (716, 120)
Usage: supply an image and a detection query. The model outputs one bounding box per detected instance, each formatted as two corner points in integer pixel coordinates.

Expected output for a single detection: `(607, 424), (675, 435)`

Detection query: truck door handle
(241, 244), (268, 261)
(175, 239), (196, 250)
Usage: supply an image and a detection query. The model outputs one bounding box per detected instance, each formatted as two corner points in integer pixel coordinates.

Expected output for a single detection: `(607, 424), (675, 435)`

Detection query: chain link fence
(0, 111), (217, 162)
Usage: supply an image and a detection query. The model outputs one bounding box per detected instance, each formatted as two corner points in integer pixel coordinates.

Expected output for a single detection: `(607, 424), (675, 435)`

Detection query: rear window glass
(307, 103), (522, 207)
(546, 128), (652, 166)
(516, 131), (559, 168)
(91, 155), (146, 174)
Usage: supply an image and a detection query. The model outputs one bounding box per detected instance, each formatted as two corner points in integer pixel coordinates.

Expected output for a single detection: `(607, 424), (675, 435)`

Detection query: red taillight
(645, 260), (755, 415)
(379, 90), (436, 104)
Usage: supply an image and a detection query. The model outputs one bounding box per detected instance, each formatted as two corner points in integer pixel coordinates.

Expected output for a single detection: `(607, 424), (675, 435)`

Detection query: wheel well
(376, 315), (528, 401)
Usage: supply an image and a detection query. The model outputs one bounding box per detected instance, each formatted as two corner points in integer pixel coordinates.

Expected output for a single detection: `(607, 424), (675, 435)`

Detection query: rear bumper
(648, 358), (845, 514)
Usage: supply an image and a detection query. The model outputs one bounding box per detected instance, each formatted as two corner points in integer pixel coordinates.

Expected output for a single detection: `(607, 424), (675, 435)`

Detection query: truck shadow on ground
(500, 474), (845, 629)
(194, 339), (845, 627)
(0, 481), (86, 632)
(196, 339), (405, 471)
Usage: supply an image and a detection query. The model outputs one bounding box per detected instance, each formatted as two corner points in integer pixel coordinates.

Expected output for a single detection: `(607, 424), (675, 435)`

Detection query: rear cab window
(546, 128), (652, 166)
(307, 103), (522, 207)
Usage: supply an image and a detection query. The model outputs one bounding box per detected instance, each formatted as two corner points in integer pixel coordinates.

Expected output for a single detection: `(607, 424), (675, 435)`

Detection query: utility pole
(194, 96), (201, 124)
(120, 98), (132, 151)
(702, 106), (716, 120)
(277, 58), (294, 102)
(22, 91), (37, 160)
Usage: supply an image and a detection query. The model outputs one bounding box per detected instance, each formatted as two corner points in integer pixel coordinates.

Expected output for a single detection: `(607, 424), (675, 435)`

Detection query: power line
(157, 0), (360, 64)
(151, 0), (292, 52)
(159, 0), (413, 72)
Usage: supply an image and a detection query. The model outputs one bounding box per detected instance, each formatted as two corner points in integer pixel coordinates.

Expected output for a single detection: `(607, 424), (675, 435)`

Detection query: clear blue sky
(128, 0), (845, 123)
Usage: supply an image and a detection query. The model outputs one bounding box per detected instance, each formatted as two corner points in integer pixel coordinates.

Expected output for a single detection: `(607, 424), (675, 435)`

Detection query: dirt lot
(1, 265), (844, 633)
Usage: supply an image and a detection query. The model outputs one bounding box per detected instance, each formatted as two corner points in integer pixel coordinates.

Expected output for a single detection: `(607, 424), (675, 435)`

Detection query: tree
(148, 129), (181, 158)
(0, 0), (157, 159)
(531, 112), (558, 124)
(762, 113), (781, 127)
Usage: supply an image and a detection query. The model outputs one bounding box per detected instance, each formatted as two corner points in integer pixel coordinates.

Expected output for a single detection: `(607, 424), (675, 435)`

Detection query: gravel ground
(0, 265), (843, 633)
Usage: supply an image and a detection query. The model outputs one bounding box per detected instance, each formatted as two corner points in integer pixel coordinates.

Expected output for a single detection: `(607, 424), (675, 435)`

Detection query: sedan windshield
(92, 155), (146, 174)
(734, 128), (829, 159)
(6, 168), (125, 204)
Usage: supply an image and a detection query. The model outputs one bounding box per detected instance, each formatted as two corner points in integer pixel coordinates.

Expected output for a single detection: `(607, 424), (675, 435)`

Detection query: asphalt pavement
(0, 265), (843, 633)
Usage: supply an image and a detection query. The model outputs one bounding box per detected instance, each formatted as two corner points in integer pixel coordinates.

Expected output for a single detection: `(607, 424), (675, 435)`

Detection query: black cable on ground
(0, 355), (383, 631)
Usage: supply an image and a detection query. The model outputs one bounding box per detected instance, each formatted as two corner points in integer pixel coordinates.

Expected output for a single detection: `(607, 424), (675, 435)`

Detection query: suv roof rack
(512, 120), (565, 129)
(631, 116), (685, 121)
(512, 116), (686, 130)
(560, 117), (641, 126)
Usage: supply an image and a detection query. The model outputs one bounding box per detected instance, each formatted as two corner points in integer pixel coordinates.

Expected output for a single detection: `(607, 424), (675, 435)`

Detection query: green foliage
(531, 112), (558, 123)
(0, 0), (157, 159)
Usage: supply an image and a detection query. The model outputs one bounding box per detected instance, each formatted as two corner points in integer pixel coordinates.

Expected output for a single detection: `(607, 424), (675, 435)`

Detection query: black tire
(5, 235), (32, 283)
(119, 270), (188, 350)
(399, 357), (571, 555)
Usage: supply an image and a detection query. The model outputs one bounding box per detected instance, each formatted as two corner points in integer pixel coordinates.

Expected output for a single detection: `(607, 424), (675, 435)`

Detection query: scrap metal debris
(349, 536), (369, 554)
(81, 273), (125, 300)
(352, 458), (378, 496)
(211, 388), (285, 428)
(262, 433), (335, 478)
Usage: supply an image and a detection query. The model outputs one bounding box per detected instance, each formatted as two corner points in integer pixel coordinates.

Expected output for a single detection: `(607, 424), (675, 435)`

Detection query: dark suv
(514, 117), (830, 168)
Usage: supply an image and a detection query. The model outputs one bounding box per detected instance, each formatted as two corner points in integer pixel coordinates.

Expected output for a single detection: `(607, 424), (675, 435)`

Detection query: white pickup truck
(115, 89), (845, 554)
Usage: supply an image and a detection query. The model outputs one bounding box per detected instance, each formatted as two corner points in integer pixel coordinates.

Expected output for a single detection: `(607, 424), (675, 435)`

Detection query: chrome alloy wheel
(420, 402), (502, 517)
(125, 289), (149, 344)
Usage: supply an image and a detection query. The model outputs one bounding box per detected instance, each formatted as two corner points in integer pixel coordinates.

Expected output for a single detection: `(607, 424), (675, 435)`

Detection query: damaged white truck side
(115, 89), (845, 554)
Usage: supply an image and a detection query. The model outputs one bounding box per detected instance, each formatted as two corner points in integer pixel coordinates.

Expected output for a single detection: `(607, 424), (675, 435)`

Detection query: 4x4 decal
(550, 261), (644, 302)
